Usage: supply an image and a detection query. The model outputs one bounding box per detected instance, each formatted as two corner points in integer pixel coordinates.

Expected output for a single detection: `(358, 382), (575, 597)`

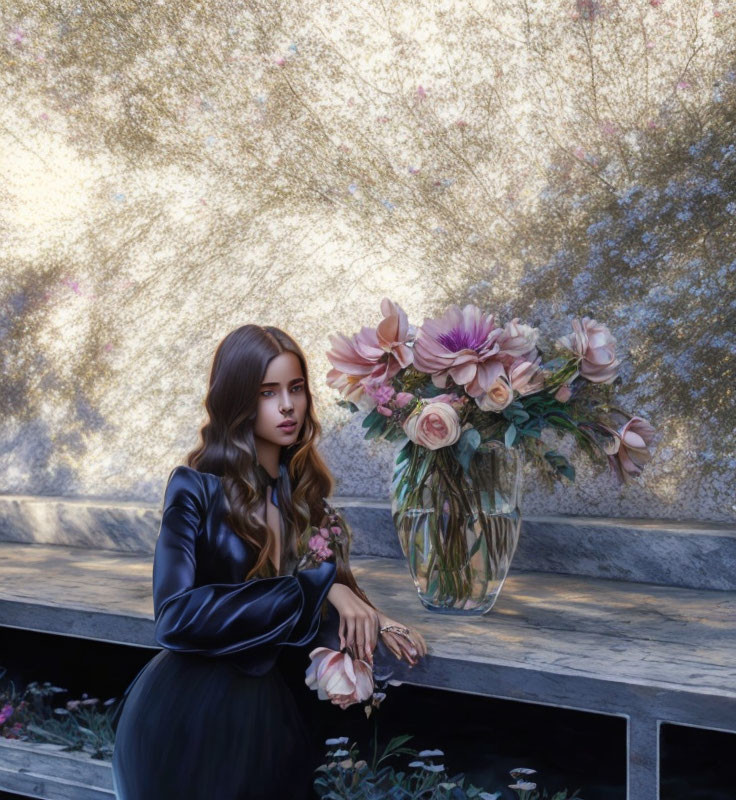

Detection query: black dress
(111, 464), (344, 800)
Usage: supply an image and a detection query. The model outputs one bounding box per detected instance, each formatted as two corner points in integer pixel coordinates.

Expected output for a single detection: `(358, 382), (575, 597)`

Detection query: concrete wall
(1, 2), (734, 521)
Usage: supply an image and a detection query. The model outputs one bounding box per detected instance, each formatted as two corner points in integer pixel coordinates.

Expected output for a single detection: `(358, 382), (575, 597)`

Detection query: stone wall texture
(1, 1), (734, 521)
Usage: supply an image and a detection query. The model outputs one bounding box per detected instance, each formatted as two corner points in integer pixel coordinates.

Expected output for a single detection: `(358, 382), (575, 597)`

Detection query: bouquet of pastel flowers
(324, 297), (657, 486)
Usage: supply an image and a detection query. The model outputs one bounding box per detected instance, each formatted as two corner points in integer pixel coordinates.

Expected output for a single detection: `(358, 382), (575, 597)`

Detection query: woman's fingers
(355, 615), (366, 660)
(345, 615), (356, 656)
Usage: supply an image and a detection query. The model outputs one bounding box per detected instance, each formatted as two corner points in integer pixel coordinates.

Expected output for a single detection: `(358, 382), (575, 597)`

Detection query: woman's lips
(278, 421), (297, 430)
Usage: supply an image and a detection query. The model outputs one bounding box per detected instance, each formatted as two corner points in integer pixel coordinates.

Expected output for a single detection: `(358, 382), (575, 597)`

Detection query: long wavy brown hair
(185, 324), (376, 611)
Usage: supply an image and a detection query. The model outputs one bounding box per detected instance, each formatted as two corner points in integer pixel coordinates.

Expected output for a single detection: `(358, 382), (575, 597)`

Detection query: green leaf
(361, 409), (382, 429)
(336, 399), (359, 413)
(418, 384), (448, 398)
(453, 427), (481, 474)
(364, 416), (388, 439)
(544, 450), (576, 482)
(504, 423), (517, 449)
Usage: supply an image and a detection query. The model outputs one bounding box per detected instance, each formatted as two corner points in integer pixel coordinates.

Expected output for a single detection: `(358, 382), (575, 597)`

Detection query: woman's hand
(376, 610), (428, 668)
(326, 582), (380, 663)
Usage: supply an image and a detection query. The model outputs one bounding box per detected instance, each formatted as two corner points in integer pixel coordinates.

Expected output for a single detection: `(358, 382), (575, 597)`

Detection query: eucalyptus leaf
(362, 409), (382, 429)
(504, 423), (517, 449)
(454, 427), (481, 474)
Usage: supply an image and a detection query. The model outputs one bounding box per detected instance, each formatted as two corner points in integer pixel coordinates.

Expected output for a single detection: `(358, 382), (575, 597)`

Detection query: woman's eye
(261, 385), (303, 397)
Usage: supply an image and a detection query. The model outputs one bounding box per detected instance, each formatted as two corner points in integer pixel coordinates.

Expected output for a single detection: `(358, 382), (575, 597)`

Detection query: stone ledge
(0, 493), (734, 590)
(2, 541), (735, 800)
(0, 542), (734, 715)
(0, 739), (113, 799)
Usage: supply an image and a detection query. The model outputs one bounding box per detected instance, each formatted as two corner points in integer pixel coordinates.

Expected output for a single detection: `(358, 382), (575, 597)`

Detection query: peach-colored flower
(326, 298), (413, 405)
(475, 373), (513, 412)
(412, 304), (505, 397)
(404, 402), (462, 449)
(556, 317), (620, 383)
(305, 647), (374, 710)
(509, 354), (545, 396)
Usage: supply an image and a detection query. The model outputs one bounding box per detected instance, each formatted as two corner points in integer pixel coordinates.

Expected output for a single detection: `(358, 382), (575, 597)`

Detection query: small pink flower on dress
(308, 535), (333, 562)
(305, 647), (374, 710)
(556, 317), (620, 384)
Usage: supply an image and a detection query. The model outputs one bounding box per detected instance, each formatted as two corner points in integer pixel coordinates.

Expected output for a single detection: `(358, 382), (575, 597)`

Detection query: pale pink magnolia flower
(475, 373), (514, 412)
(509, 354), (545, 396)
(305, 647), (374, 710)
(412, 304), (505, 397)
(605, 416), (656, 477)
(495, 318), (540, 367)
(555, 316), (620, 383)
(404, 402), (462, 449)
(326, 298), (413, 406)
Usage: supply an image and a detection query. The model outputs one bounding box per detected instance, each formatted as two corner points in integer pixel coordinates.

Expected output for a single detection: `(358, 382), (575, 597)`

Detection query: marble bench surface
(1, 540), (734, 714)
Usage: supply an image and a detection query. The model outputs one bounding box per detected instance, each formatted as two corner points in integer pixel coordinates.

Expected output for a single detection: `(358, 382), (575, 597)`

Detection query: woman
(112, 324), (427, 800)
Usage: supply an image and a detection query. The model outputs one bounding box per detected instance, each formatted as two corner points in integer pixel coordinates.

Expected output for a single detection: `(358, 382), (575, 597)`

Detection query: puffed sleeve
(152, 466), (337, 676)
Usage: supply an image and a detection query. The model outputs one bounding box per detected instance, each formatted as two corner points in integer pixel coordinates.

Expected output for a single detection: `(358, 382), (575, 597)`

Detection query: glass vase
(390, 440), (524, 615)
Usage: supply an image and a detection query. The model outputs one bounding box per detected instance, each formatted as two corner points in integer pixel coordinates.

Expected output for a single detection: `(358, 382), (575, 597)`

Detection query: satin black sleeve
(152, 466), (337, 674)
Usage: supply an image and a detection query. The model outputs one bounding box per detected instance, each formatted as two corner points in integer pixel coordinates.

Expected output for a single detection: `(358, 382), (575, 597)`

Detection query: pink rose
(404, 402), (462, 449)
(556, 317), (620, 384)
(305, 647), (374, 710)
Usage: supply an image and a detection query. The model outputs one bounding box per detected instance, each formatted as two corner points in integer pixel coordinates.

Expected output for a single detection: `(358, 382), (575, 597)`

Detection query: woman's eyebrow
(260, 377), (305, 387)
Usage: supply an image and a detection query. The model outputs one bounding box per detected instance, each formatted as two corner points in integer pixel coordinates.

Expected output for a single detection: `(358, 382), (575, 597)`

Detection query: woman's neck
(254, 437), (280, 480)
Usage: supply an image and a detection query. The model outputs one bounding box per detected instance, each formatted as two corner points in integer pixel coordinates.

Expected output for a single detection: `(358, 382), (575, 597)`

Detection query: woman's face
(253, 351), (308, 448)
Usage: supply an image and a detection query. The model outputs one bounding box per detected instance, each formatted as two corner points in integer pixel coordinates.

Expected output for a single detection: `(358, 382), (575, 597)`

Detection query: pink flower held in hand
(305, 647), (374, 710)
(556, 317), (620, 384)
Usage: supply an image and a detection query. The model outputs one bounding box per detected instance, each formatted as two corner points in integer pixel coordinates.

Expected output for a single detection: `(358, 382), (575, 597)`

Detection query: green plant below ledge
(0, 667), (119, 760)
(313, 734), (585, 800)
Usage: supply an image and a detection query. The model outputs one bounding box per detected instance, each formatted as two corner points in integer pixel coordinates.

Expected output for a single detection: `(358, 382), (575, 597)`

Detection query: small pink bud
(376, 405), (393, 416)
(394, 392), (415, 408)
(554, 384), (572, 403)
